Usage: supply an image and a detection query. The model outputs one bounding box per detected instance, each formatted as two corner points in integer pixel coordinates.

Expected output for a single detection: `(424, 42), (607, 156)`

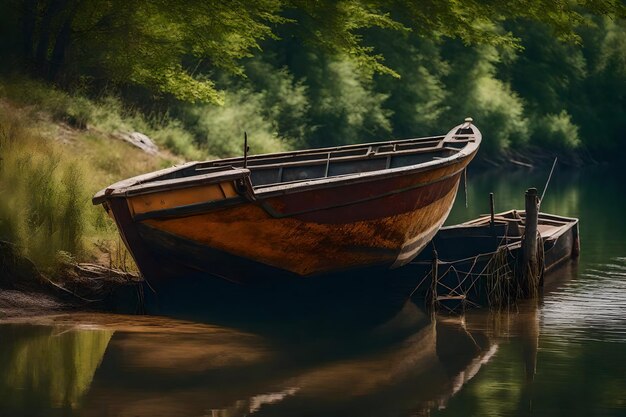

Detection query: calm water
(1, 166), (626, 417)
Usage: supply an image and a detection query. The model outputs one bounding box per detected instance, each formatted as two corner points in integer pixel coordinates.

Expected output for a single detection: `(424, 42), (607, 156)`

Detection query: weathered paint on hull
(143, 182), (458, 276)
(99, 120), (482, 285)
(117, 164), (465, 282)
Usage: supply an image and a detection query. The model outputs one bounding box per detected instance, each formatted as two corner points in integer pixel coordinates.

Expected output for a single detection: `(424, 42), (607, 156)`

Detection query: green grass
(0, 110), (88, 269)
(0, 77), (207, 161)
(0, 75), (296, 162)
(0, 89), (181, 272)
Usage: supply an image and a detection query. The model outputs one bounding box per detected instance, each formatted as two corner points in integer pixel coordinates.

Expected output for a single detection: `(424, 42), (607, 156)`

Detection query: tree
(5, 0), (285, 102)
(3, 0), (625, 104)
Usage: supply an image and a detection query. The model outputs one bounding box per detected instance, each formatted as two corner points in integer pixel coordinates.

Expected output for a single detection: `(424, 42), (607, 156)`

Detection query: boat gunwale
(232, 143), (469, 173)
(461, 209), (580, 225)
(93, 121), (480, 205)
(208, 134), (476, 172)
(206, 134), (448, 166)
(122, 163), (468, 222)
(450, 210), (579, 243)
(254, 137), (478, 198)
(114, 168), (250, 196)
(210, 139), (448, 169)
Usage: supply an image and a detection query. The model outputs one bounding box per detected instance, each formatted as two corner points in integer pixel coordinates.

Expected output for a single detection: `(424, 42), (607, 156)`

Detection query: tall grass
(0, 78), (219, 273)
(0, 111), (89, 269)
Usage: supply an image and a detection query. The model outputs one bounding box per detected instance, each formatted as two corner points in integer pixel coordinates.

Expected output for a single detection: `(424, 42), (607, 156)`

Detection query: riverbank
(0, 77), (601, 303)
(0, 240), (141, 319)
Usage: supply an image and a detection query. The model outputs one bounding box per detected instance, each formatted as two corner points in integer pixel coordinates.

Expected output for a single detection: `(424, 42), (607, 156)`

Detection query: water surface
(1, 166), (625, 417)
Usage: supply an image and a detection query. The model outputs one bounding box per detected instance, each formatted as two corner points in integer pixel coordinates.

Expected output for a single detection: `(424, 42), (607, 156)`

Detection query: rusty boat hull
(93, 120), (481, 286)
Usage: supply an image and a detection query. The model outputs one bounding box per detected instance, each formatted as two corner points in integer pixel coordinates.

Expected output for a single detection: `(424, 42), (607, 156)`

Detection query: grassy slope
(0, 84), (186, 273)
(0, 76), (295, 276)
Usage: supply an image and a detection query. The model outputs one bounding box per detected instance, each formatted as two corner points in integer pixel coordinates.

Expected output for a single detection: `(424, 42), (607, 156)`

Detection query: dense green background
(1, 0), (625, 163)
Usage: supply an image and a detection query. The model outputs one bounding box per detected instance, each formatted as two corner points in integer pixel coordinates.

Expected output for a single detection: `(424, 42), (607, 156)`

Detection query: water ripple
(541, 257), (626, 343)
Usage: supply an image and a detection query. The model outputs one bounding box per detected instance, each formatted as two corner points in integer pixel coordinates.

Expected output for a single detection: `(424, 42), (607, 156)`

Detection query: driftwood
(51, 261), (141, 304)
(0, 240), (142, 312)
(509, 159), (534, 168)
(63, 262), (139, 281)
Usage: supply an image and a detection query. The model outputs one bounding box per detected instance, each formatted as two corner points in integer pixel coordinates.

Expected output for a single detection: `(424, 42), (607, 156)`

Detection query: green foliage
(4, 0), (624, 104)
(593, 17), (626, 74)
(4, 0), (289, 103)
(533, 111), (581, 150)
(373, 35), (450, 138)
(185, 89), (290, 157)
(1, 1), (626, 169)
(443, 45), (530, 154)
(86, 96), (138, 133)
(0, 77), (95, 128)
(284, 0), (407, 78)
(149, 119), (205, 160)
(505, 21), (587, 115)
(303, 56), (392, 147)
(0, 77), (209, 160)
(573, 17), (626, 153)
(469, 76), (529, 154)
(244, 59), (310, 143)
(0, 94), (191, 268)
(502, 17), (626, 156)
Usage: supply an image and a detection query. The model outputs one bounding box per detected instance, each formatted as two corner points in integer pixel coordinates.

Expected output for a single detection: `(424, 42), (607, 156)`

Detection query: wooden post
(431, 249), (439, 310)
(522, 188), (539, 294)
(489, 192), (495, 228)
(243, 131), (249, 169)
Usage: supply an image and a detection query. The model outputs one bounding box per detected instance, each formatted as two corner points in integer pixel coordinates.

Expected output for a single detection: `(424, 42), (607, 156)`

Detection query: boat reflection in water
(0, 299), (543, 417)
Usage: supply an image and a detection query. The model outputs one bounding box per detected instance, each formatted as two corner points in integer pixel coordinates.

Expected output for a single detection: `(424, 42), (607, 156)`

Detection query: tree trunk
(48, 1), (80, 82)
(34, 0), (66, 77)
(20, 0), (39, 67)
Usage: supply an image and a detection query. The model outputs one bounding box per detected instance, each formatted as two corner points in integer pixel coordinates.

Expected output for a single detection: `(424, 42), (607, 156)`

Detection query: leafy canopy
(5, 0), (626, 103)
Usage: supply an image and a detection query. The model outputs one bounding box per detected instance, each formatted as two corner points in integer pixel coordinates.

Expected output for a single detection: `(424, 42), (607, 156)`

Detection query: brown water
(1, 166), (625, 417)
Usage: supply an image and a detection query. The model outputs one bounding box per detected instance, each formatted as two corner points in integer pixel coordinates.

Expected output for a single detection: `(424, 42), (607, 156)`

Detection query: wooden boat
(93, 119), (481, 283)
(401, 210), (580, 306)
(449, 210), (580, 274)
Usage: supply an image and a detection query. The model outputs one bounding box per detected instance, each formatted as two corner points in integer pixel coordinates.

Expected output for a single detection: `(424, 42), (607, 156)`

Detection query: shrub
(306, 58), (392, 147)
(532, 111), (581, 150)
(187, 89), (291, 157)
(149, 119), (205, 160)
(445, 45), (530, 155)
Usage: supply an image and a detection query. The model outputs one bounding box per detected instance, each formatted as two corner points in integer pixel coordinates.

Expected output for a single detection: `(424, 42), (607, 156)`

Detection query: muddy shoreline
(0, 240), (142, 319)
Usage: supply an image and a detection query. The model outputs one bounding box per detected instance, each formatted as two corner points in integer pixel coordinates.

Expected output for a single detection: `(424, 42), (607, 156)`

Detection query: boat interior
(464, 210), (577, 241)
(146, 128), (478, 190)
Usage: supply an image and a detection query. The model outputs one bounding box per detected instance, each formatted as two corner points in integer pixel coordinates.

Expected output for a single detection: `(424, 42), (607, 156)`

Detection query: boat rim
(93, 120), (481, 205)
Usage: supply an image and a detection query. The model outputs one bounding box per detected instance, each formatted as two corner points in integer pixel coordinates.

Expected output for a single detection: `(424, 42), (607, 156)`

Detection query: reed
(103, 238), (137, 273)
(484, 246), (520, 309)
